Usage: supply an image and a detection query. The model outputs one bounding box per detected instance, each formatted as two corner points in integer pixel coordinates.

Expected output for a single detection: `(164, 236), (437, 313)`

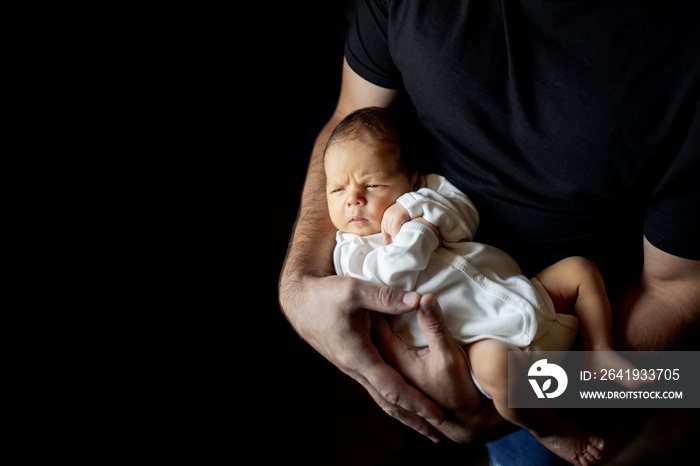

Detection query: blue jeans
(486, 429), (568, 466)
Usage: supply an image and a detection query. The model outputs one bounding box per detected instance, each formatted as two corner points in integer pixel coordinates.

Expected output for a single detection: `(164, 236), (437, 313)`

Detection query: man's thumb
(355, 280), (421, 315)
(416, 295), (452, 353)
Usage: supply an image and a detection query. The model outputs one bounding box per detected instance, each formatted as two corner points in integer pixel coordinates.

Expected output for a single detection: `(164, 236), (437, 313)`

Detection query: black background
(127, 2), (697, 464)
(227, 3), (486, 463)
(153, 2), (487, 464)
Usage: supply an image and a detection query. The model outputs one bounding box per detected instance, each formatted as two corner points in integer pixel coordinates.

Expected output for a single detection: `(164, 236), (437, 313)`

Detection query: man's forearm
(281, 58), (402, 296)
(613, 239), (700, 351)
(614, 280), (700, 350)
(279, 116), (343, 324)
(284, 118), (339, 276)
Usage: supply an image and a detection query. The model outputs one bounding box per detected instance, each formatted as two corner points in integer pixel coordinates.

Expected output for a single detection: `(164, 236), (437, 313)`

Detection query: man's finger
(351, 278), (421, 315)
(363, 359), (444, 422)
(337, 313), (442, 425)
(416, 294), (454, 355)
(372, 312), (421, 381)
(363, 380), (444, 443)
(347, 351), (445, 436)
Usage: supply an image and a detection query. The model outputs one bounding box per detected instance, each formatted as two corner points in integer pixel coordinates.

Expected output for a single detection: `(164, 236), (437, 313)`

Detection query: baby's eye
(366, 184), (381, 189)
(330, 188), (344, 194)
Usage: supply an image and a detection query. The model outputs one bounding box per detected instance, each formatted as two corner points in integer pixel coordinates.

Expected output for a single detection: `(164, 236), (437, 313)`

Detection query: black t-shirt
(346, 0), (699, 286)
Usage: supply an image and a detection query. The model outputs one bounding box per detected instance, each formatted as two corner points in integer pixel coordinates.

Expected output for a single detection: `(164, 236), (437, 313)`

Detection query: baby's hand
(411, 217), (441, 244)
(381, 203), (412, 244)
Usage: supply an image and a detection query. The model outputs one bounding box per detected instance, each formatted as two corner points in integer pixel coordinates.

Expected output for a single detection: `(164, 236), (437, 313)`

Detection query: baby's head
(324, 107), (419, 235)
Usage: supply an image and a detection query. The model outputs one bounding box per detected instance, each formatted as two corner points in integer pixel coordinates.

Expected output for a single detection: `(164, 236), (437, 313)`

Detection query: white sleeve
(336, 223), (439, 291)
(396, 174), (479, 243)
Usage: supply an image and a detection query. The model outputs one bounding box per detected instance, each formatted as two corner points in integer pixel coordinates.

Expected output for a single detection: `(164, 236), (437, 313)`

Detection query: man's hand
(279, 274), (445, 442)
(373, 294), (512, 444)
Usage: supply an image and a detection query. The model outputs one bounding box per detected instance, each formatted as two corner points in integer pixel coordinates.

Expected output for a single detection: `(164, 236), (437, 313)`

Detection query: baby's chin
(340, 222), (381, 236)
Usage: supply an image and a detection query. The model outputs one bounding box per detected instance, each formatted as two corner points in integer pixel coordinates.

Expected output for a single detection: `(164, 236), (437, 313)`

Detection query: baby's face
(325, 138), (414, 236)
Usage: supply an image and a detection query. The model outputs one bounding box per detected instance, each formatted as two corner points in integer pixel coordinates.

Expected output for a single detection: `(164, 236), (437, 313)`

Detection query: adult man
(279, 1), (699, 462)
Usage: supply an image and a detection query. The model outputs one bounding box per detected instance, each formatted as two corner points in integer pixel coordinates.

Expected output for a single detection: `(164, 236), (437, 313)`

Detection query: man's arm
(278, 59), (446, 441)
(614, 237), (700, 350)
(280, 58), (400, 331)
(280, 58), (399, 284)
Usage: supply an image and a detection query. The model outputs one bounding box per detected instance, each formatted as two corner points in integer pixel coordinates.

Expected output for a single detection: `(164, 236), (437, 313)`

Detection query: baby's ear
(410, 172), (421, 191)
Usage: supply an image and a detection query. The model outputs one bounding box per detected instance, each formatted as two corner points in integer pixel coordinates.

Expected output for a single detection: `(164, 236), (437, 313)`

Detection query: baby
(324, 107), (643, 466)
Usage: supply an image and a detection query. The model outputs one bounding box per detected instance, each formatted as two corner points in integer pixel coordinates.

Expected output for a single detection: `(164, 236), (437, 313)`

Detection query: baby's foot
(586, 351), (647, 390)
(535, 428), (605, 466)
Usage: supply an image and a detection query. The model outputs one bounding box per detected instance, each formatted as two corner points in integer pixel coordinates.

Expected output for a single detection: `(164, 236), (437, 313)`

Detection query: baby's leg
(536, 257), (645, 390)
(468, 339), (604, 466)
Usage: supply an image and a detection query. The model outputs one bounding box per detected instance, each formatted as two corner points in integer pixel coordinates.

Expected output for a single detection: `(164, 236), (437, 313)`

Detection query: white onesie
(333, 174), (579, 361)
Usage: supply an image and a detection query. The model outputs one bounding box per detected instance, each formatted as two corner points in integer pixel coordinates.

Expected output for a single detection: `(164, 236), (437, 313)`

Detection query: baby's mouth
(350, 217), (369, 226)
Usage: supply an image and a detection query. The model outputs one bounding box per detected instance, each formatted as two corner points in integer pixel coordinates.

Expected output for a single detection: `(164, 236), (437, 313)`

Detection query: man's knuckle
(380, 386), (403, 406)
(381, 405), (400, 419)
(377, 286), (398, 308)
(423, 317), (445, 335)
(332, 350), (355, 372)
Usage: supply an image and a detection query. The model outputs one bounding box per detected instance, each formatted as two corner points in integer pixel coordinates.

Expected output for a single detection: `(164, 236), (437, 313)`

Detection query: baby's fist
(381, 203), (412, 244)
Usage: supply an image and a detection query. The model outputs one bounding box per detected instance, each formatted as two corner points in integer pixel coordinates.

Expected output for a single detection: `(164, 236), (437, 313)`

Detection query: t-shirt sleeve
(345, 0), (403, 89)
(644, 99), (700, 260)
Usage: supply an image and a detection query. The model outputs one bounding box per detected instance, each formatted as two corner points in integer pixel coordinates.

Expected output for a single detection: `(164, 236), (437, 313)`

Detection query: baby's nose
(347, 193), (366, 206)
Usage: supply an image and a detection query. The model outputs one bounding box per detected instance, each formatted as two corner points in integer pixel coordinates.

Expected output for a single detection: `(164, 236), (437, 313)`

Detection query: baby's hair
(323, 106), (419, 177)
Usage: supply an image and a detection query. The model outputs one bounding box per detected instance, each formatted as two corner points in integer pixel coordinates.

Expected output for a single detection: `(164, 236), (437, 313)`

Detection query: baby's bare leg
(468, 339), (604, 466)
(536, 257), (645, 390)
